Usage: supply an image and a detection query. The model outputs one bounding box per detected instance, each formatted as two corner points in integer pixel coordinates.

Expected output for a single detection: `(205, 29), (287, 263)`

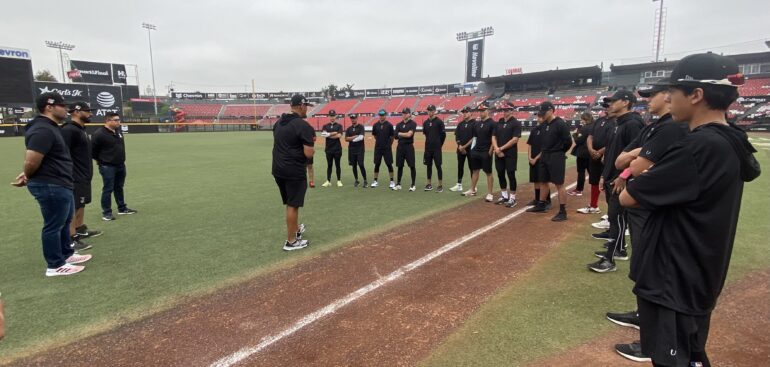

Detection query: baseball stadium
(1, 1), (769, 366)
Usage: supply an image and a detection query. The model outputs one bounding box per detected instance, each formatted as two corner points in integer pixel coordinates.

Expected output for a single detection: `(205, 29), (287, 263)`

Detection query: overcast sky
(2, 0), (768, 94)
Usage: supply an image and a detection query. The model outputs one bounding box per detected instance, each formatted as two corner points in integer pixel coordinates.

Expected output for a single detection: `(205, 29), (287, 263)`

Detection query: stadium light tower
(142, 22), (159, 114)
(45, 41), (75, 83)
(652, 0), (667, 62)
(457, 26), (494, 82)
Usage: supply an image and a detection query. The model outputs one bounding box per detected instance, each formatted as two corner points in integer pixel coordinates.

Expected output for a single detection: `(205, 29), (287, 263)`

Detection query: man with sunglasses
(92, 112), (137, 221)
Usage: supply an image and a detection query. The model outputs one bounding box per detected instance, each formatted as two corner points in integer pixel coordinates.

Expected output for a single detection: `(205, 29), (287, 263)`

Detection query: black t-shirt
(494, 117), (522, 157)
(422, 116), (446, 151)
(539, 117), (572, 154)
(321, 122), (343, 153)
(91, 126), (126, 166)
(455, 118), (475, 146)
(623, 114), (688, 164)
(345, 124), (365, 151)
(627, 123), (748, 315)
(471, 118), (495, 152)
(602, 112), (644, 181)
(396, 119), (417, 146)
(60, 121), (93, 183)
(571, 123), (593, 159)
(24, 116), (73, 189)
(271, 113), (315, 179)
(589, 117), (615, 150)
(371, 120), (395, 149)
(527, 123), (545, 158)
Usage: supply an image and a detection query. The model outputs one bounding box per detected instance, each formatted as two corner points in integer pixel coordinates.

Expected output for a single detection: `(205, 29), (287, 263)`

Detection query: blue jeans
(27, 182), (75, 269)
(99, 164), (128, 216)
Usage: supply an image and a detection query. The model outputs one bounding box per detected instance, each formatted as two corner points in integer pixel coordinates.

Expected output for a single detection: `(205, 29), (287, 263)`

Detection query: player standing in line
(526, 114), (551, 208)
(577, 107), (615, 215)
(567, 112), (594, 197)
(449, 107), (475, 192)
(370, 109), (395, 188)
(491, 105), (522, 207)
(344, 114), (368, 188)
(464, 104), (495, 201)
(393, 108), (417, 191)
(320, 110), (343, 187)
(422, 104), (446, 192)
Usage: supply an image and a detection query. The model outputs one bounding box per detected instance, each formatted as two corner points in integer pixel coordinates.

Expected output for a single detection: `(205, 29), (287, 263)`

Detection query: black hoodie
(626, 121), (760, 315)
(602, 111), (644, 181)
(272, 113), (315, 179)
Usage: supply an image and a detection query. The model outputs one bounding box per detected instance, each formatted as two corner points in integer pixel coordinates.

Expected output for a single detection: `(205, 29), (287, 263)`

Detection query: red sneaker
(309, 181), (315, 188)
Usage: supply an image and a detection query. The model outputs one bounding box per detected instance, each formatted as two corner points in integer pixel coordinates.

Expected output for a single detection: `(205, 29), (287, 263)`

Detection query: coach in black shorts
(272, 94), (315, 251)
(492, 106), (521, 207)
(449, 107), (475, 192)
(345, 114), (368, 188)
(320, 110), (343, 187)
(371, 109), (395, 188)
(465, 104), (495, 201)
(526, 101), (572, 221)
(526, 114), (550, 207)
(422, 104), (446, 192)
(393, 108), (417, 191)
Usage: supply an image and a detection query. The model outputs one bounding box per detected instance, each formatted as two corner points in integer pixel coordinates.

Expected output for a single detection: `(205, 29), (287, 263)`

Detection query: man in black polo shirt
(272, 95), (316, 251)
(620, 52), (759, 367)
(492, 106), (522, 207)
(588, 90), (644, 272)
(92, 112), (137, 221)
(393, 108), (417, 191)
(371, 109), (395, 188)
(449, 107), (474, 192)
(526, 102), (572, 221)
(320, 110), (343, 187)
(578, 109), (615, 215)
(464, 104), (495, 201)
(526, 114), (551, 207)
(422, 104), (446, 192)
(12, 92), (91, 276)
(61, 102), (101, 252)
(345, 114), (367, 188)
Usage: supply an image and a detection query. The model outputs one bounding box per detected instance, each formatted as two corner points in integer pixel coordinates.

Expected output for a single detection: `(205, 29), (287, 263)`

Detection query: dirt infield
(527, 269), (770, 367)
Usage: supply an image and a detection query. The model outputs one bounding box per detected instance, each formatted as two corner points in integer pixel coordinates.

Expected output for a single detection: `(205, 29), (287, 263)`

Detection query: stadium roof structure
(482, 66), (602, 85)
(610, 51), (770, 73)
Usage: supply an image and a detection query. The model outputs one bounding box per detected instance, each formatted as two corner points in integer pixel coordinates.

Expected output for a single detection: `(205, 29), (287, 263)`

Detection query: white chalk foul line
(210, 182), (577, 367)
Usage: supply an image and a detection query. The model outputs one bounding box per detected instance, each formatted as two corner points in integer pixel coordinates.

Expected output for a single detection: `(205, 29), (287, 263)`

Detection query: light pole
(652, 0), (667, 62)
(45, 41), (75, 83)
(142, 22), (158, 114)
(456, 26), (494, 82)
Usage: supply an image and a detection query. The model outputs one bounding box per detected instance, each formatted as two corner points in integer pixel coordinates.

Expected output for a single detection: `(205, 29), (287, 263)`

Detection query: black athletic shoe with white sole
(283, 239), (309, 251)
(551, 211), (567, 222)
(594, 249), (628, 261)
(606, 310), (640, 329)
(592, 231), (612, 240)
(70, 239), (92, 252)
(102, 214), (116, 221)
(117, 208), (137, 215)
(615, 341), (650, 362)
(588, 258), (617, 273)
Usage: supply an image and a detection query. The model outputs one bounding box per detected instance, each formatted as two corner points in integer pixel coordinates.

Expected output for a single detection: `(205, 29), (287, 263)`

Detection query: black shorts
(373, 148), (393, 167)
(537, 152), (566, 185)
(73, 181), (92, 209)
(588, 158), (604, 185)
(274, 176), (308, 208)
(529, 158), (540, 183)
(396, 145), (415, 167)
(348, 149), (365, 166)
(495, 153), (517, 172)
(469, 150), (492, 174)
(638, 297), (711, 366)
(423, 149), (442, 166)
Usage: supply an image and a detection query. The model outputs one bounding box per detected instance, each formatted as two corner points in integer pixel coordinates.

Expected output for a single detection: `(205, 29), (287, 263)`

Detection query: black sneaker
(363, 181), (369, 188)
(592, 231), (612, 240)
(424, 184), (433, 191)
(606, 310), (640, 329)
(544, 201), (552, 211)
(76, 226), (103, 239)
(436, 185), (444, 193)
(525, 199), (538, 206)
(117, 208), (137, 215)
(603, 240), (615, 250)
(505, 198), (518, 208)
(588, 258), (616, 273)
(354, 180), (360, 187)
(495, 196), (507, 205)
(551, 211), (567, 222)
(594, 249), (628, 261)
(102, 214), (116, 221)
(70, 239), (92, 252)
(525, 202), (548, 213)
(282, 239), (309, 251)
(615, 341), (650, 362)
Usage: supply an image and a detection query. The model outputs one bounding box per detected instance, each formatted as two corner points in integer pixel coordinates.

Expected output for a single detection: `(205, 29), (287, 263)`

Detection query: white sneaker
(389, 181), (396, 189)
(66, 253), (92, 265)
(337, 181), (343, 187)
(321, 181), (331, 187)
(592, 219), (610, 229)
(409, 186), (416, 192)
(625, 228), (630, 236)
(370, 180), (379, 188)
(485, 194), (494, 202)
(283, 239), (309, 251)
(393, 184), (402, 191)
(449, 183), (463, 192)
(462, 189), (477, 197)
(46, 263), (85, 277)
(577, 207), (601, 214)
(601, 214), (608, 220)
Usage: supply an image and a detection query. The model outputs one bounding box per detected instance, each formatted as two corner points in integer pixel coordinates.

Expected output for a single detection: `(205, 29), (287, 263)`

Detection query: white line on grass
(210, 182), (577, 367)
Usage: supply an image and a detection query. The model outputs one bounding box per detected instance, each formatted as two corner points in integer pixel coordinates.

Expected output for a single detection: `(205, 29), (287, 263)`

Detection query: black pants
(627, 208), (650, 281)
(603, 181), (627, 264)
(495, 154), (517, 191)
(98, 163), (128, 216)
(638, 297), (712, 367)
(575, 156), (589, 191)
(325, 151), (342, 181)
(456, 151), (470, 184)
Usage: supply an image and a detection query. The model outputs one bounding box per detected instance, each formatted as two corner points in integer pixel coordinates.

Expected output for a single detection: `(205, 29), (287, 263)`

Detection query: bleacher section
(178, 104), (223, 117)
(739, 78), (770, 96)
(221, 104), (271, 118)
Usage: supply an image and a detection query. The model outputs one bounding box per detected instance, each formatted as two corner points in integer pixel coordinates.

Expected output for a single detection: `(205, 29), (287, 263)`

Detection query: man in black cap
(526, 101), (572, 221)
(61, 102), (101, 252)
(344, 113), (368, 188)
(449, 107), (475, 192)
(464, 104), (495, 201)
(320, 110), (343, 187)
(393, 108), (417, 191)
(578, 107), (615, 216)
(620, 52), (759, 367)
(11, 92), (92, 276)
(272, 94), (315, 250)
(588, 90), (644, 272)
(92, 112), (137, 221)
(371, 109), (395, 188)
(492, 106), (522, 207)
(422, 104), (446, 192)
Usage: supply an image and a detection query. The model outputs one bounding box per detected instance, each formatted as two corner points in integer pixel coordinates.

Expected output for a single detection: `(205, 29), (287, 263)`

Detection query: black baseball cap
(36, 92), (67, 112)
(401, 107), (411, 114)
(536, 101), (555, 116)
(602, 90), (637, 105)
(637, 79), (670, 98)
(426, 104), (436, 111)
(655, 52), (742, 88)
(349, 113), (358, 119)
(377, 109), (387, 116)
(69, 101), (94, 112)
(460, 107), (471, 113)
(290, 94), (314, 107)
(329, 109), (337, 116)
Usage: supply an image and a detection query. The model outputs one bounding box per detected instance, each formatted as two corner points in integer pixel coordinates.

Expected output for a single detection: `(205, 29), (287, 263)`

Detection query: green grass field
(0, 131), (535, 361)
